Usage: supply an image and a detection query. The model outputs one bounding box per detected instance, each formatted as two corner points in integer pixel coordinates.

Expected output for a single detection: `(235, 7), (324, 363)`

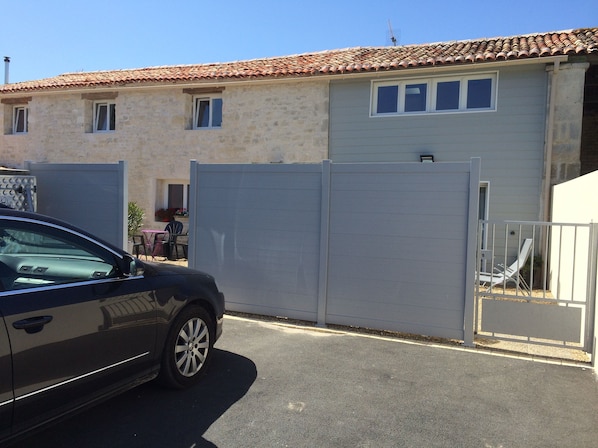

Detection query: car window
(0, 228), (91, 256)
(0, 222), (118, 292)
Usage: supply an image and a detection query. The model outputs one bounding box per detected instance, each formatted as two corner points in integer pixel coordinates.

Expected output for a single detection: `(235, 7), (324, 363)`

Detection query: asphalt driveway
(9, 315), (598, 448)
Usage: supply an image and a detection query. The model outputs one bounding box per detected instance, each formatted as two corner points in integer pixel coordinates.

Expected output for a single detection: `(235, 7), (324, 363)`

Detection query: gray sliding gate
(189, 159), (480, 344)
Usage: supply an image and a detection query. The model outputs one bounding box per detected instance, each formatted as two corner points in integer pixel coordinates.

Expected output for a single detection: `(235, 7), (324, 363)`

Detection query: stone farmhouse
(1, 27), (596, 227)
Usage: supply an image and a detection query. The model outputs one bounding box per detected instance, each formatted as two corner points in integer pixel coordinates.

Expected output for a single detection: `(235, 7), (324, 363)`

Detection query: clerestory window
(372, 73), (497, 116)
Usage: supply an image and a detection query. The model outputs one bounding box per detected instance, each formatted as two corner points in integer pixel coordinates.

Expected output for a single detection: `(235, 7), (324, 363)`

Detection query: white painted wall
(551, 172), (598, 302)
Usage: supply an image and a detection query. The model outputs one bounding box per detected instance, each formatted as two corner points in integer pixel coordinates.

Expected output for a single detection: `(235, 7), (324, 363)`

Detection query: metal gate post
(463, 158), (481, 347)
(118, 160), (128, 251)
(316, 160), (331, 327)
(188, 160), (198, 268)
(588, 223), (598, 367)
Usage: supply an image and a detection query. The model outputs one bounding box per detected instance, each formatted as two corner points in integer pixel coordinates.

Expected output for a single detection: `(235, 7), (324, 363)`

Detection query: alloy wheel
(174, 317), (210, 377)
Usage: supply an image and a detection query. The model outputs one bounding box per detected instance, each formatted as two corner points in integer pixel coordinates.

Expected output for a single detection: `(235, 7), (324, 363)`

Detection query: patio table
(141, 229), (168, 259)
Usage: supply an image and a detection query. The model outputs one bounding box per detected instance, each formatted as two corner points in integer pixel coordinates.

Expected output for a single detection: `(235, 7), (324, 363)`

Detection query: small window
(193, 96), (222, 129)
(13, 106), (28, 134)
(467, 78), (492, 109)
(404, 83), (427, 112)
(156, 181), (190, 217)
(376, 85), (399, 114)
(435, 81), (460, 111)
(94, 102), (116, 132)
(168, 184), (184, 209)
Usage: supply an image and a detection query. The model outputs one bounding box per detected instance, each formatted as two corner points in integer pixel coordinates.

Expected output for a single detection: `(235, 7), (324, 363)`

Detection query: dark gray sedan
(0, 209), (224, 445)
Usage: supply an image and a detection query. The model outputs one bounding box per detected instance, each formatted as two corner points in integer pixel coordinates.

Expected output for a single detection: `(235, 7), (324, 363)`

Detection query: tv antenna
(387, 20), (398, 46)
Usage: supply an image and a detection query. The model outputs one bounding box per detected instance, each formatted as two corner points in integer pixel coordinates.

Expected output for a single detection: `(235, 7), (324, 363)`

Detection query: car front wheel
(158, 305), (215, 388)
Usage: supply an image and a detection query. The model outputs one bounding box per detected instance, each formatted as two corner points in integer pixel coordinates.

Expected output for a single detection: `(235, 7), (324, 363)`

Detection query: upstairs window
(466, 78), (493, 109)
(435, 80), (460, 111)
(376, 85), (399, 113)
(404, 83), (428, 112)
(193, 96), (222, 129)
(13, 106), (28, 134)
(94, 101), (116, 132)
(372, 73), (497, 116)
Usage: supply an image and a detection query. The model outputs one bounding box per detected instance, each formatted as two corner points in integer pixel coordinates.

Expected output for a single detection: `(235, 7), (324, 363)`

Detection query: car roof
(1, 208), (78, 228)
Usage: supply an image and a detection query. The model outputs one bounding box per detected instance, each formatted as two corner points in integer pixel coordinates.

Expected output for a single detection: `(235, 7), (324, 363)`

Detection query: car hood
(141, 261), (215, 281)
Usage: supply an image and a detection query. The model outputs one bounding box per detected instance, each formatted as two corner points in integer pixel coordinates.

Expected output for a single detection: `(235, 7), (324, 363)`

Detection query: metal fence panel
(26, 161), (128, 249)
(190, 160), (478, 342)
(325, 162), (476, 340)
(189, 163), (323, 321)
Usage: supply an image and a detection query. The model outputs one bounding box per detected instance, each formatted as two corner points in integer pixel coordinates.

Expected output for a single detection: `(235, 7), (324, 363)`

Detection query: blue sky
(2, 0), (596, 83)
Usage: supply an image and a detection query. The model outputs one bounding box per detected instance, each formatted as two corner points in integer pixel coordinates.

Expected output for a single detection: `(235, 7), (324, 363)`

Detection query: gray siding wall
(189, 160), (479, 341)
(27, 161), (128, 249)
(329, 65), (548, 222)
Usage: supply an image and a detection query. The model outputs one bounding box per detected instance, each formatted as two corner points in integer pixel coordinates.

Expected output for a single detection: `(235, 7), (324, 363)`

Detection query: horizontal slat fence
(189, 159), (479, 343)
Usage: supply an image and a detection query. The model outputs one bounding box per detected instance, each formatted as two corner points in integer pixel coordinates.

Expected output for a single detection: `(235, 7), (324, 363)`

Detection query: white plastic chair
(478, 238), (534, 293)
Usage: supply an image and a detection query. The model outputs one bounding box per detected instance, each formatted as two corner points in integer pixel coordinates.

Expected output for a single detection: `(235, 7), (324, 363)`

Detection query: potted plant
(128, 202), (144, 236)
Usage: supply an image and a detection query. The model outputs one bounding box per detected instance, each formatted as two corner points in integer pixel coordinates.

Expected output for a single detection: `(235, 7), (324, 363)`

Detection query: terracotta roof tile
(1, 27), (596, 94)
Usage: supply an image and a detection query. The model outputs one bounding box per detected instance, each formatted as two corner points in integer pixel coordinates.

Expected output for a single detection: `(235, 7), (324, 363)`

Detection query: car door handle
(13, 316), (53, 334)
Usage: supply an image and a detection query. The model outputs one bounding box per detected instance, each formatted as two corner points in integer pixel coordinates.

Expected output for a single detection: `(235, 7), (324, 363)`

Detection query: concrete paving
(9, 314), (598, 448)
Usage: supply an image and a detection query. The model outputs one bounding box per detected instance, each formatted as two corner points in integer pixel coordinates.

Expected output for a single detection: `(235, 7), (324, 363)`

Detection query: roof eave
(0, 54), (576, 96)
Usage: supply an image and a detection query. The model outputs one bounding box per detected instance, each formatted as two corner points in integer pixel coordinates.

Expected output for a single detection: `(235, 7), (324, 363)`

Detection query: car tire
(158, 305), (215, 389)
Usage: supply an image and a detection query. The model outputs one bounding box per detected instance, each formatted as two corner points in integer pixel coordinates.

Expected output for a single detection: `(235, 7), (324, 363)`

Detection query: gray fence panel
(190, 163), (323, 321)
(189, 160), (477, 341)
(325, 162), (474, 340)
(26, 161), (128, 249)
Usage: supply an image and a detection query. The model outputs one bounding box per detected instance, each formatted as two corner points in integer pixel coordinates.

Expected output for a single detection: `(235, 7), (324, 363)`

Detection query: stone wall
(0, 80), (330, 226)
(580, 64), (598, 175)
(550, 62), (589, 184)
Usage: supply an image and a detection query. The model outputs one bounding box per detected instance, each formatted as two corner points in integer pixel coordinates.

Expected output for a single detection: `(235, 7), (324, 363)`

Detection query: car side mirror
(122, 254), (144, 277)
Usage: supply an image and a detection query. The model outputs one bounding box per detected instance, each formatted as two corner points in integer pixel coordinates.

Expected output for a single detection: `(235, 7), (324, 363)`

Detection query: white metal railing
(476, 220), (597, 354)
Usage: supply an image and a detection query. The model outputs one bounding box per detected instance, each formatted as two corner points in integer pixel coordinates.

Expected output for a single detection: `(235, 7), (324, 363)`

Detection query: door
(0, 219), (156, 433)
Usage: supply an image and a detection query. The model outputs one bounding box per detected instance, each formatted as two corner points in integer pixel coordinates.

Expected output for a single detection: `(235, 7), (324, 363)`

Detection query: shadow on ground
(8, 349), (256, 448)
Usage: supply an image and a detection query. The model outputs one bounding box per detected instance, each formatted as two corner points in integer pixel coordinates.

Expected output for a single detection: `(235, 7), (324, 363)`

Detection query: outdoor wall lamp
(420, 154), (434, 163)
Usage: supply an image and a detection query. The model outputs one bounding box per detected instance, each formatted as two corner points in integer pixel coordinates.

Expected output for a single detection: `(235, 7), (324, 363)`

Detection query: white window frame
(371, 72), (497, 116)
(192, 95), (222, 129)
(12, 106), (28, 134)
(432, 77), (462, 112)
(372, 81), (431, 115)
(93, 101), (116, 132)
